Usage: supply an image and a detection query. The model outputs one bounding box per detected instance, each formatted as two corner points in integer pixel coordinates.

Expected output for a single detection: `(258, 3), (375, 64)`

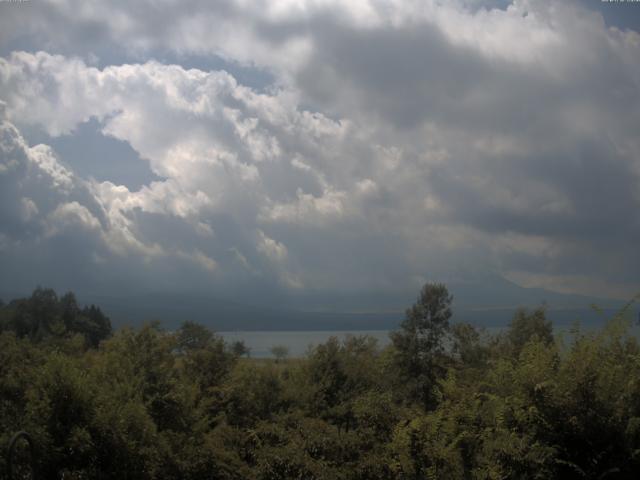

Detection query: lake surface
(220, 323), (639, 358)
(219, 330), (392, 358)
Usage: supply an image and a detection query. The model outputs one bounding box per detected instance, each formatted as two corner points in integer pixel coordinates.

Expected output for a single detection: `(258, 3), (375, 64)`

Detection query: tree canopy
(1, 285), (639, 479)
(0, 287), (111, 347)
(390, 282), (453, 408)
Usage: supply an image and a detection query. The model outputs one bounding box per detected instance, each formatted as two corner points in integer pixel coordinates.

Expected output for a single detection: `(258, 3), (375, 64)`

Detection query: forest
(1, 284), (640, 479)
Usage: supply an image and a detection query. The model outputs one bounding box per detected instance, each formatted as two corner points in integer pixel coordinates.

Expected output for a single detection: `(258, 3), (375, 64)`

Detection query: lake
(219, 330), (392, 358)
(220, 322), (638, 358)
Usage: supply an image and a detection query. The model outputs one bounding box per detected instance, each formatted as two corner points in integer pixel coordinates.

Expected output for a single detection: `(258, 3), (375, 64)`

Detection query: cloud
(0, 0), (639, 302)
(0, 53), (381, 297)
(0, 118), (88, 243)
(46, 201), (101, 237)
(178, 249), (218, 273)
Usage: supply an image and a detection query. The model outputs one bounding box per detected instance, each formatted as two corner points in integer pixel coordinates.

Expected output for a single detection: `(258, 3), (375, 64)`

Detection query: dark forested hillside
(1, 285), (640, 479)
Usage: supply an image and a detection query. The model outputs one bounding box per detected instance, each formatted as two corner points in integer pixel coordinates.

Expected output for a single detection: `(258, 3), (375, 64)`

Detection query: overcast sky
(0, 0), (639, 309)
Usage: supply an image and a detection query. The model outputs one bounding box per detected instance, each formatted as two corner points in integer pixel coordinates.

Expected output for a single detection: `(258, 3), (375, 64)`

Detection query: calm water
(219, 330), (392, 358)
(220, 324), (638, 358)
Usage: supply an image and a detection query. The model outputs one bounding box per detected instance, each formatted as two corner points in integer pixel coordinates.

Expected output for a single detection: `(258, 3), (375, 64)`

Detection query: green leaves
(390, 282), (453, 410)
(2, 287), (640, 478)
(0, 287), (112, 347)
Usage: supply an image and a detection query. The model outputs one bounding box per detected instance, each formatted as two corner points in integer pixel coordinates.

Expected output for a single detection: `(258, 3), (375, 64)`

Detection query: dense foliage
(1, 285), (640, 479)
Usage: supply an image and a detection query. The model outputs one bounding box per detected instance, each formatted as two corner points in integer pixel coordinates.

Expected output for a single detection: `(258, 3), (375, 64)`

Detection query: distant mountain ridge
(2, 276), (631, 331)
(79, 276), (629, 331)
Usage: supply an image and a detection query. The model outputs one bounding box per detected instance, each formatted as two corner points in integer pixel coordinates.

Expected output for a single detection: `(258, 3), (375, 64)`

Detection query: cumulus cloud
(0, 53), (384, 297)
(0, 119), (87, 243)
(0, 0), (639, 303)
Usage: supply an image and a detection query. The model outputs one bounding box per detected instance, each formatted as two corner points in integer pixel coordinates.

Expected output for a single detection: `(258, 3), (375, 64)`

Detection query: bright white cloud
(46, 201), (101, 237)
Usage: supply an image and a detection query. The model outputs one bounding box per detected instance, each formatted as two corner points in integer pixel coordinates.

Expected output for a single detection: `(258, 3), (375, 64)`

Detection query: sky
(0, 0), (639, 312)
